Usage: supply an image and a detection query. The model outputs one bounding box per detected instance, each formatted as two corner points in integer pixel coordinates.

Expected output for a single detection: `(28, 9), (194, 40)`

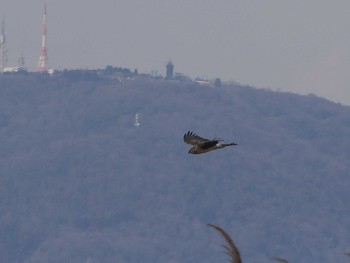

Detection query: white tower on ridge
(134, 113), (140, 127)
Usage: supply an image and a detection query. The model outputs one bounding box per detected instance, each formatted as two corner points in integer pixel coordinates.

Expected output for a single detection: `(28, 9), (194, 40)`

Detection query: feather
(183, 131), (209, 145)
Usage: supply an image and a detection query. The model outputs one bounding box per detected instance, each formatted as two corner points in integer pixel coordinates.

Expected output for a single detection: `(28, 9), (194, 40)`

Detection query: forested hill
(1, 72), (349, 263)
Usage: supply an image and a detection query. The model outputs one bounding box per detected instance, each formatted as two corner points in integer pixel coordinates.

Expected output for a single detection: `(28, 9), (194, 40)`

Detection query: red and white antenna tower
(37, 3), (48, 73)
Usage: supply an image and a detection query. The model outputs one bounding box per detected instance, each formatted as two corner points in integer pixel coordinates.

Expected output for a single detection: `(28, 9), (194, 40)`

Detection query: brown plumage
(183, 131), (237, 154)
(208, 223), (242, 263)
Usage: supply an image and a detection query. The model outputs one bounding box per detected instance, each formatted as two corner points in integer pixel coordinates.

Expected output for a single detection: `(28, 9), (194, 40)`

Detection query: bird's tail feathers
(223, 142), (237, 147)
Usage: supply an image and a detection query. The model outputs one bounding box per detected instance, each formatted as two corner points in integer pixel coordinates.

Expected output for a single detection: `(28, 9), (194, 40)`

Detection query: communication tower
(0, 20), (7, 72)
(37, 4), (48, 73)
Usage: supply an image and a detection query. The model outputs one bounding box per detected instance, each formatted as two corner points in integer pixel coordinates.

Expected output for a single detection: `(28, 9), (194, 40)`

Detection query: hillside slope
(0, 74), (349, 262)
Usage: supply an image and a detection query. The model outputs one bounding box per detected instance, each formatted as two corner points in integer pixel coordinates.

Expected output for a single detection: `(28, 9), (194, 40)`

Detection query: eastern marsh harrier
(183, 131), (237, 154)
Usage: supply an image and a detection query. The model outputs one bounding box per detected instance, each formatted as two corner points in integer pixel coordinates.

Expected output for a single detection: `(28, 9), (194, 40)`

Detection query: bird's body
(183, 131), (237, 154)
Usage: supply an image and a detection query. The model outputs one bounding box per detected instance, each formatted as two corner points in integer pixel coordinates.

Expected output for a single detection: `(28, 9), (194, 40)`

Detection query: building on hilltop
(165, 61), (174, 80)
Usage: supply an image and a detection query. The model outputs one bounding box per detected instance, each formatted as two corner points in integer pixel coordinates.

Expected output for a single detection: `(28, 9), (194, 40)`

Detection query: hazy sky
(1, 0), (350, 105)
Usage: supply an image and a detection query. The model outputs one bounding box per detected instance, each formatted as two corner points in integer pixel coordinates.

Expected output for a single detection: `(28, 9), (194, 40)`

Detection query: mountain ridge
(0, 73), (349, 262)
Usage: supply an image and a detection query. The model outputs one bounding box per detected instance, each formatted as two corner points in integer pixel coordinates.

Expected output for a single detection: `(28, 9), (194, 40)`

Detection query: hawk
(183, 131), (237, 154)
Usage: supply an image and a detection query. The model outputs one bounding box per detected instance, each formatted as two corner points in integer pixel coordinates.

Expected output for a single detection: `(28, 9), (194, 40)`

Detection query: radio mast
(37, 3), (48, 73)
(0, 20), (7, 72)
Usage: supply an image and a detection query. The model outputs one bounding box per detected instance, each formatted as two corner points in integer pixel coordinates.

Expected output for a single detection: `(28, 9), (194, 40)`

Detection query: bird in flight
(183, 131), (237, 154)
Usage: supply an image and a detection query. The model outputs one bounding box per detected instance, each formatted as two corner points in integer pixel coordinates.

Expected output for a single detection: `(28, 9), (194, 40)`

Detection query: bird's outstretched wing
(183, 131), (211, 145)
(200, 140), (220, 149)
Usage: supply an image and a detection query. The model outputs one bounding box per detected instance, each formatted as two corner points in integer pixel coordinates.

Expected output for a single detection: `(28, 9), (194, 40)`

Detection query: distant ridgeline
(0, 66), (136, 82)
(0, 65), (224, 87)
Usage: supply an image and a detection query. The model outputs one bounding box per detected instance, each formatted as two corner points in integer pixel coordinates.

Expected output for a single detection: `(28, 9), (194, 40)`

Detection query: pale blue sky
(1, 0), (350, 105)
